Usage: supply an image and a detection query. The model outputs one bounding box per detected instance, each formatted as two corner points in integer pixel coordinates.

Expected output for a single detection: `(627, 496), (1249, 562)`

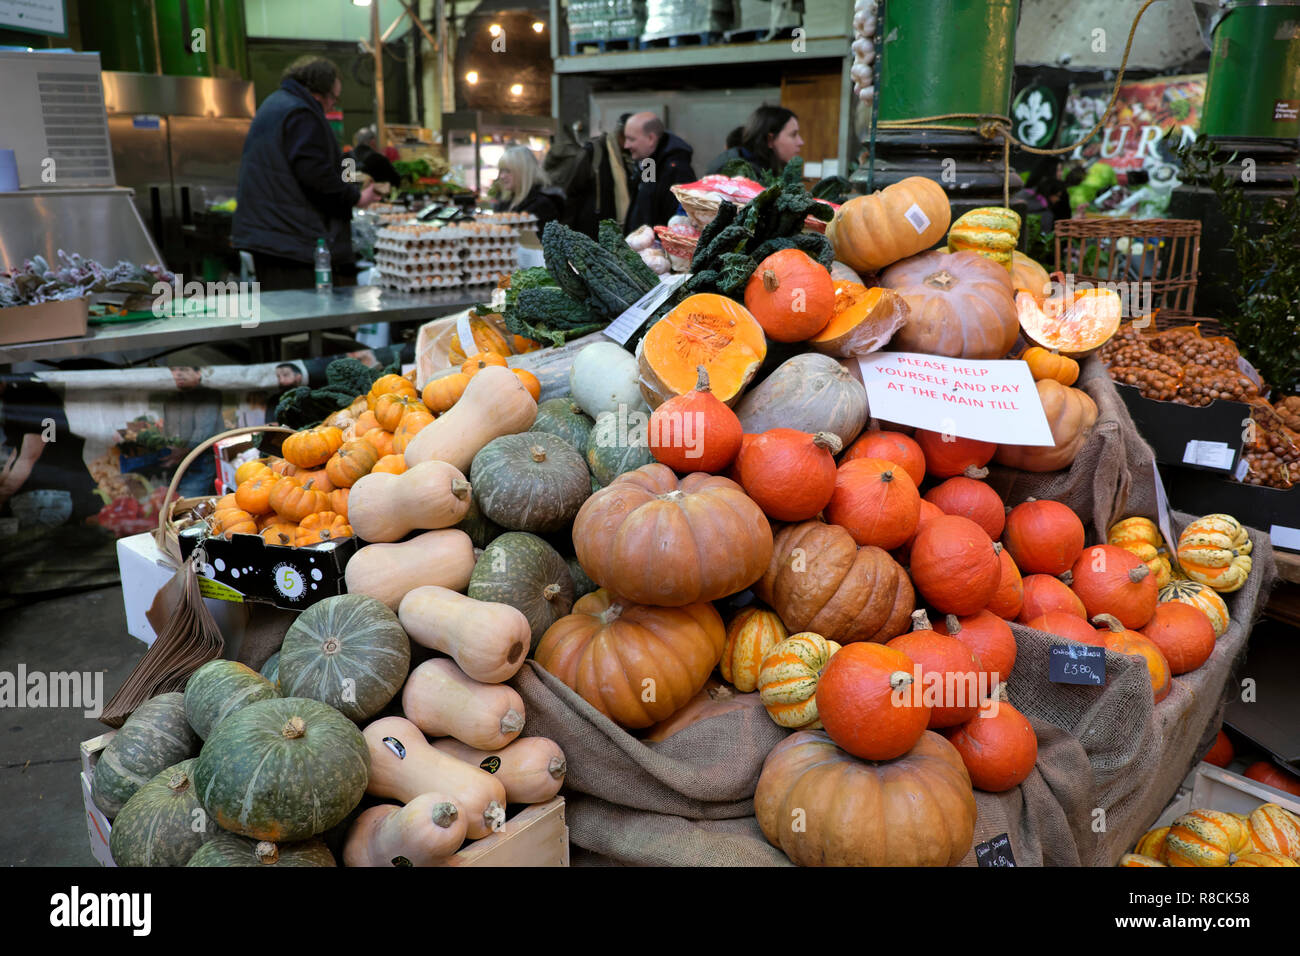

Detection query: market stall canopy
(1016, 0), (1211, 70)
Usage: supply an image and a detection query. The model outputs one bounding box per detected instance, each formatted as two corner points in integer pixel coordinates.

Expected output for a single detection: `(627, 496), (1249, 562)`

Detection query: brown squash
(880, 250), (1019, 360)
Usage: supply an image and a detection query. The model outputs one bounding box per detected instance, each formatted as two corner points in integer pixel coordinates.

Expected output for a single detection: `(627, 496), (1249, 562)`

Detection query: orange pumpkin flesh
(648, 366), (744, 474)
(1093, 614), (1171, 702)
(738, 429), (842, 521)
(1017, 286), (1122, 357)
(816, 641), (931, 760)
(986, 544), (1024, 620)
(743, 249), (835, 343)
(808, 281), (910, 357)
(887, 611), (983, 729)
(1018, 574), (1087, 622)
(638, 294), (767, 407)
(924, 476), (1005, 540)
(1140, 602), (1215, 675)
(1002, 498), (1085, 576)
(909, 515), (1000, 616)
(1071, 545), (1159, 629)
(841, 429), (926, 486)
(946, 700), (1038, 792)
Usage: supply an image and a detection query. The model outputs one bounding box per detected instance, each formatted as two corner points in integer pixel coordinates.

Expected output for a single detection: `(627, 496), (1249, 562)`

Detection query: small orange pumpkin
(269, 476), (330, 522)
(462, 351), (508, 376)
(327, 487), (349, 519)
(363, 429), (396, 458)
(367, 373), (418, 409)
(212, 507), (257, 536)
(281, 426), (343, 469)
(234, 458), (274, 486)
(423, 373), (470, 414)
(295, 511), (353, 546)
(215, 493), (240, 512)
(259, 517), (299, 546)
(1021, 346), (1079, 386)
(371, 454), (407, 475)
(374, 392), (426, 432)
(1093, 613), (1172, 703)
(353, 410), (381, 437)
(825, 457), (921, 550)
(513, 368), (541, 403)
(325, 439), (379, 489)
(393, 409), (434, 455)
(742, 249), (835, 343)
(234, 475), (280, 516)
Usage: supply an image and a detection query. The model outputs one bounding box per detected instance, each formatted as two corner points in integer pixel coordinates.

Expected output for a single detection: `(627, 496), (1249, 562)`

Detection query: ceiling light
(532, 21), (545, 33)
(465, 71), (479, 84)
(351, 0), (372, 6)
(509, 83), (523, 96)
(488, 23), (502, 37)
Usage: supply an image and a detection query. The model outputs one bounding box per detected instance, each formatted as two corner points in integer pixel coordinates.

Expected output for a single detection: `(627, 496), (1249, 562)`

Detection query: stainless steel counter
(1, 286), (483, 365)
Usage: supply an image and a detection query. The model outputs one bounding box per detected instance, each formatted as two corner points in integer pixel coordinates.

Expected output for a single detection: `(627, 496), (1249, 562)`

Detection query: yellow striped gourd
(946, 206), (1022, 270)
(756, 633), (841, 729)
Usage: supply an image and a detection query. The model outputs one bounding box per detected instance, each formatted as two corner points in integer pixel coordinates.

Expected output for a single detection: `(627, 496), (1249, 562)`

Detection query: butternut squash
(398, 586), (530, 684)
(344, 530), (477, 609)
(362, 716), (506, 839)
(342, 794), (468, 866)
(347, 461), (472, 543)
(401, 658), (525, 750)
(403, 365), (537, 473)
(431, 737), (566, 804)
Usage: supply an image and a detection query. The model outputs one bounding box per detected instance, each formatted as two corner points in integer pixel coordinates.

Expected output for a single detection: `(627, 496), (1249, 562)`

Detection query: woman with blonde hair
(493, 145), (565, 227)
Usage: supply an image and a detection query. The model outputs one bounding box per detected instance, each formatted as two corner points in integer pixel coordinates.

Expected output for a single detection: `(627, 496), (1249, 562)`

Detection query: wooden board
(780, 68), (842, 177)
(1273, 549), (1300, 586)
(437, 797), (569, 867)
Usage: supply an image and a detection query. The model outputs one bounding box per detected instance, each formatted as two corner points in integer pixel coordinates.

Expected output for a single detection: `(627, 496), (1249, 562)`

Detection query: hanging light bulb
(466, 70), (479, 84)
(532, 21), (545, 33)
(489, 23), (502, 37)
(510, 83), (524, 96)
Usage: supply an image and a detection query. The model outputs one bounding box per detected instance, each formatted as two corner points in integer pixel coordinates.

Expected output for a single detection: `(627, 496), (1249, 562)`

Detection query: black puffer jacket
(623, 132), (696, 234)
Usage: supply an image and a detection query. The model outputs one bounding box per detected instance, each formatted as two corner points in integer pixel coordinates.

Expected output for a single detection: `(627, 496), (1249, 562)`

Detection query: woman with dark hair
(706, 105), (804, 178)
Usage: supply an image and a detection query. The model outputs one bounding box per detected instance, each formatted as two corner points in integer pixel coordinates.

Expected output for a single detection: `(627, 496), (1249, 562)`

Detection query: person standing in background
(621, 112), (696, 234)
(159, 367), (225, 497)
(706, 106), (804, 179)
(232, 56), (381, 291)
(493, 146), (566, 229)
(351, 125), (402, 189)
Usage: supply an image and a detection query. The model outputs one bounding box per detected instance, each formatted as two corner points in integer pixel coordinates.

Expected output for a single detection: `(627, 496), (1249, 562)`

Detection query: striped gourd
(277, 594), (410, 722)
(946, 206), (1021, 269)
(756, 633), (841, 729)
(1108, 517), (1173, 588)
(186, 832), (336, 867)
(1231, 852), (1299, 867)
(1119, 853), (1166, 867)
(109, 759), (210, 867)
(91, 692), (198, 818)
(1158, 579), (1230, 638)
(1133, 825), (1170, 862)
(721, 607), (788, 693)
(184, 660), (277, 740)
(1247, 803), (1300, 859)
(1176, 514), (1253, 593)
(193, 697), (369, 842)
(1165, 809), (1249, 867)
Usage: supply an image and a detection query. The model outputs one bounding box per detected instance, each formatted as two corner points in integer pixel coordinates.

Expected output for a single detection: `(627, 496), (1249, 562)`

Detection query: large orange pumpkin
(993, 379), (1098, 473)
(1071, 545), (1158, 629)
(826, 457), (921, 550)
(571, 464), (772, 607)
(743, 249), (835, 342)
(737, 429), (842, 522)
(533, 589), (725, 728)
(816, 640), (931, 760)
(879, 249), (1019, 359)
(909, 515), (1000, 616)
(826, 176), (952, 274)
(1002, 498), (1085, 576)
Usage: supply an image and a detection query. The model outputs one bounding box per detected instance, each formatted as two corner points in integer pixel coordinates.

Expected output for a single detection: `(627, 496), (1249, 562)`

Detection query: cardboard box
(179, 525), (358, 612)
(116, 531), (251, 646)
(1115, 383), (1249, 474)
(0, 297), (89, 346)
(1164, 465), (1299, 553)
(1153, 762), (1300, 830)
(80, 732), (117, 867)
(214, 436), (262, 496)
(437, 797), (569, 867)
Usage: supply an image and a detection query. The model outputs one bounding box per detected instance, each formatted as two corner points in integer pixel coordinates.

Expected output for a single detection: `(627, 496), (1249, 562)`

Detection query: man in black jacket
(621, 112), (696, 235)
(232, 57), (380, 291)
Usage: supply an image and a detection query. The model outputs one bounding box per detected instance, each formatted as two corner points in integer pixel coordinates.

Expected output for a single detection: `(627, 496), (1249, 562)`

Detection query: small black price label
(1049, 643), (1105, 686)
(975, 833), (1016, 867)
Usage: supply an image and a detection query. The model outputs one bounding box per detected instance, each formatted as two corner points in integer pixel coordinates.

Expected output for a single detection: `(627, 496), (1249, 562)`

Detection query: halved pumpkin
(636, 293), (767, 408)
(808, 282), (910, 357)
(1017, 285), (1122, 356)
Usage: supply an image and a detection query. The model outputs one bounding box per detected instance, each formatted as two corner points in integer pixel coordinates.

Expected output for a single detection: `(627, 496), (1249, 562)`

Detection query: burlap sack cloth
(512, 357), (1278, 866)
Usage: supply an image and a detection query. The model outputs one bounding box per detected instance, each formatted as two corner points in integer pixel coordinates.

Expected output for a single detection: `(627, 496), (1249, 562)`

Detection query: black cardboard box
(1115, 383), (1250, 474)
(1164, 465), (1300, 553)
(178, 526), (357, 610)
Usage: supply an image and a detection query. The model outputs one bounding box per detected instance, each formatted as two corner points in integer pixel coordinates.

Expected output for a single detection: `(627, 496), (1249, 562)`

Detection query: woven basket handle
(154, 424), (295, 547)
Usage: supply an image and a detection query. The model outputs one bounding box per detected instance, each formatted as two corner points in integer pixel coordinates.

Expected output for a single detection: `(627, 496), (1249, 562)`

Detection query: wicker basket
(1053, 218), (1201, 318)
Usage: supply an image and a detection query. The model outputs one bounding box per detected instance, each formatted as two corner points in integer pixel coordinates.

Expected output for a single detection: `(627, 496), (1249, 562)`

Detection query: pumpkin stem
(542, 583), (562, 601)
(812, 432), (843, 455)
(167, 770), (190, 793)
(255, 841), (280, 865)
(924, 269), (956, 291)
(889, 670), (914, 691)
(708, 684), (736, 701)
(762, 268), (780, 293)
(880, 468), (894, 482)
(451, 479), (472, 499)
(321, 637), (340, 655)
(600, 602), (625, 625)
(945, 613), (962, 634)
(963, 465), (990, 479)
(1091, 613), (1124, 633)
(281, 716), (307, 739)
(499, 709), (525, 735)
(430, 802), (459, 829)
(1129, 565), (1150, 583)
(548, 755), (567, 780)
(529, 444), (549, 463)
(659, 490), (685, 503)
(910, 609), (933, 631)
(993, 542), (1004, 554)
(694, 365), (712, 393)
(1059, 569), (1074, 587)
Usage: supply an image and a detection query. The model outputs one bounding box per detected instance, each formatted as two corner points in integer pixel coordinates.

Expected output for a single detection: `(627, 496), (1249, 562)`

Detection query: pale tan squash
(362, 716), (507, 839)
(398, 586), (530, 683)
(342, 794), (468, 867)
(344, 529), (476, 609)
(347, 461), (472, 543)
(431, 737), (567, 804)
(403, 365), (537, 472)
(401, 658), (526, 750)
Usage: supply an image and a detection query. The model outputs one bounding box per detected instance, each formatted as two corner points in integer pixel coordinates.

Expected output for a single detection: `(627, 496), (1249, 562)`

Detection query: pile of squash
(1122, 803), (1300, 867)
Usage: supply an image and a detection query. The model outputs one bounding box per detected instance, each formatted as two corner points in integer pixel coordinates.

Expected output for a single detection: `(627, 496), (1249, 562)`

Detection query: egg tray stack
(375, 223), (521, 292)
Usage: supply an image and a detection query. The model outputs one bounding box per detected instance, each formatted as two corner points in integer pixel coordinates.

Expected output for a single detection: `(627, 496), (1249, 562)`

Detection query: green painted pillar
(1201, 0), (1300, 140)
(77, 0), (159, 73)
(210, 0), (249, 81)
(157, 0), (213, 77)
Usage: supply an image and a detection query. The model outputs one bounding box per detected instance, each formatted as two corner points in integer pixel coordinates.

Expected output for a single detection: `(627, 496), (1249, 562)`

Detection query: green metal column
(210, 0), (249, 81)
(1201, 0), (1300, 140)
(77, 0), (159, 73)
(157, 0), (213, 77)
(877, 0), (1021, 126)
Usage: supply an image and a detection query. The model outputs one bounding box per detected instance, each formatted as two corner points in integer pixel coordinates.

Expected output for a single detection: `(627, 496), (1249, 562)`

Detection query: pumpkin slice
(809, 282), (910, 358)
(1017, 287), (1122, 356)
(637, 293), (767, 408)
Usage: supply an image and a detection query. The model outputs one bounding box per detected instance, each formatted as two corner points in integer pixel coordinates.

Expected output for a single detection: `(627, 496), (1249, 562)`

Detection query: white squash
(568, 341), (647, 419)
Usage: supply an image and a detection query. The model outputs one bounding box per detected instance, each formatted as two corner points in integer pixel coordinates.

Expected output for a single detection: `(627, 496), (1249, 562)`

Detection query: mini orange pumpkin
(234, 458), (274, 485)
(295, 511), (352, 546)
(367, 373), (417, 409)
(363, 429), (396, 458)
(269, 476), (330, 522)
(393, 408), (435, 455)
(1021, 346), (1080, 386)
(212, 507), (257, 537)
(328, 487), (349, 519)
(462, 351), (508, 376)
(259, 517), (299, 546)
(281, 426), (343, 469)
(371, 454), (406, 475)
(743, 248), (835, 343)
(353, 410), (381, 437)
(513, 368), (541, 403)
(374, 392), (425, 432)
(325, 439), (379, 489)
(234, 475), (280, 516)
(423, 373), (470, 414)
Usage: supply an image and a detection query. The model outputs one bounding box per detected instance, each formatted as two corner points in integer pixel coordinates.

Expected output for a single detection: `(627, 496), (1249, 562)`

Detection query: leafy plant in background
(1023, 213), (1055, 267)
(1177, 136), (1300, 394)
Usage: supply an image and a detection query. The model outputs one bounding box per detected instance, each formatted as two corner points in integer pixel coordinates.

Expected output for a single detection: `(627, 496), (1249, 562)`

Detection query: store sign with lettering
(855, 352), (1054, 446)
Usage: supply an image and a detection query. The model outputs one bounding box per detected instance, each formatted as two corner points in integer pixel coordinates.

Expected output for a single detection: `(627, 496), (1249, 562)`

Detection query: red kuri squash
(887, 610), (984, 728)
(909, 515), (1001, 615)
(743, 249), (835, 342)
(1024, 611), (1102, 645)
(1071, 545), (1159, 629)
(924, 476), (1005, 539)
(648, 365), (744, 473)
(1141, 601), (1215, 674)
(825, 457), (921, 550)
(1018, 573), (1087, 622)
(986, 544), (1024, 620)
(1002, 498), (1085, 576)
(1093, 613), (1171, 702)
(815, 641), (931, 761)
(841, 430), (926, 487)
(738, 429), (842, 521)
(935, 610), (1016, 683)
(914, 429), (996, 479)
(946, 698), (1038, 792)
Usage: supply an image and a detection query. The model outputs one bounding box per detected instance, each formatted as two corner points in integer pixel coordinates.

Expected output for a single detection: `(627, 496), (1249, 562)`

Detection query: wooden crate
(1152, 761), (1300, 830)
(438, 797), (569, 867)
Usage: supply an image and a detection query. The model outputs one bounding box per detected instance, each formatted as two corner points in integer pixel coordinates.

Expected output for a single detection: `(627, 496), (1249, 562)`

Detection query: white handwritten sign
(856, 352), (1054, 446)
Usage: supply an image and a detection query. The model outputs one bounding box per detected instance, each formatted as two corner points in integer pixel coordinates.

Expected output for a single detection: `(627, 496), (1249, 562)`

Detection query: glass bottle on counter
(314, 239), (333, 293)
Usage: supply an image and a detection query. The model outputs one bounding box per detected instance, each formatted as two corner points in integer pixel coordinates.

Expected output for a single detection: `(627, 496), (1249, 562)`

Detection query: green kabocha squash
(470, 432), (591, 533)
(568, 557), (598, 600)
(91, 692), (198, 819)
(109, 759), (211, 867)
(184, 659), (277, 740)
(531, 397), (594, 454)
(587, 409), (653, 486)
(260, 652), (280, 690)
(276, 595), (410, 722)
(454, 495), (505, 550)
(194, 697), (369, 842)
(469, 532), (575, 650)
(186, 832), (335, 867)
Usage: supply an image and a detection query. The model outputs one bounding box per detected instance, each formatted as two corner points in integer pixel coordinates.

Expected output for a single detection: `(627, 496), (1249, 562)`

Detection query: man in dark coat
(621, 112), (696, 235)
(232, 57), (381, 291)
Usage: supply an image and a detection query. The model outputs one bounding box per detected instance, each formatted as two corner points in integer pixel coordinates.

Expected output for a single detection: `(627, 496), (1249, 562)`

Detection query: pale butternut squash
(344, 530), (477, 609)
(398, 586), (530, 683)
(431, 737), (566, 804)
(347, 461), (472, 543)
(362, 716), (506, 839)
(342, 794), (468, 867)
(401, 658), (525, 750)
(403, 365), (537, 473)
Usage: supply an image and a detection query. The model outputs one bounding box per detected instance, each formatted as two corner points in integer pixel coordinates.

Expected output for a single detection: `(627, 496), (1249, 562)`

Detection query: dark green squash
(470, 432), (590, 533)
(91, 692), (198, 819)
(109, 759), (210, 866)
(184, 660), (277, 740)
(277, 595), (410, 722)
(531, 397), (594, 454)
(186, 832), (336, 867)
(587, 410), (653, 486)
(454, 494), (505, 550)
(469, 532), (575, 650)
(194, 697), (369, 842)
(567, 557), (599, 600)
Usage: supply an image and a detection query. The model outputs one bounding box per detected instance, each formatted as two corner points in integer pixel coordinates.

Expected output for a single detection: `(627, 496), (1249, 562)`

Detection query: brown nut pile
(1173, 362), (1261, 407)
(1274, 395), (1300, 432)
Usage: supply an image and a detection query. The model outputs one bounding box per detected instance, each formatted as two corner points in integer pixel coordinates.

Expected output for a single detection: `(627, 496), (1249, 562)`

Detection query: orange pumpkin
(371, 454), (407, 475)
(826, 457), (921, 550)
(808, 282), (910, 358)
(423, 373), (471, 414)
(211, 507), (257, 537)
(815, 640), (930, 760)
(325, 439), (379, 489)
(909, 515), (1000, 616)
(215, 493), (240, 512)
(946, 699), (1038, 792)
(636, 293), (767, 408)
(327, 487), (349, 519)
(269, 476), (330, 522)
(259, 522), (298, 547)
(985, 544), (1024, 620)
(234, 458), (274, 486)
(826, 176), (951, 274)
(1016, 286), (1122, 356)
(367, 373), (418, 408)
(841, 429), (926, 486)
(294, 511), (353, 546)
(1018, 573), (1087, 622)
(994, 379), (1099, 473)
(1071, 545), (1159, 629)
(1203, 729), (1233, 768)
(887, 610), (983, 728)
(1002, 498), (1085, 576)
(291, 466), (336, 493)
(737, 429), (841, 521)
(1141, 601), (1215, 674)
(935, 609), (1016, 684)
(742, 249), (835, 342)
(392, 409), (434, 455)
(353, 410), (381, 437)
(914, 429), (996, 479)
(234, 475), (280, 516)
(363, 429), (396, 458)
(924, 476), (1005, 540)
(894, 498), (944, 567)
(373, 393), (425, 432)
(281, 426), (343, 469)
(462, 351), (508, 376)
(1243, 761), (1300, 798)
(1021, 346), (1079, 386)
(648, 366), (744, 474)
(513, 368), (541, 403)
(1025, 611), (1102, 645)
(1093, 613), (1172, 703)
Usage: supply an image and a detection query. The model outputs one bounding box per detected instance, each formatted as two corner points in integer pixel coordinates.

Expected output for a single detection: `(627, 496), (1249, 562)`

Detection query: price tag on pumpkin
(975, 833), (1016, 867)
(603, 272), (691, 345)
(1049, 643), (1105, 686)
